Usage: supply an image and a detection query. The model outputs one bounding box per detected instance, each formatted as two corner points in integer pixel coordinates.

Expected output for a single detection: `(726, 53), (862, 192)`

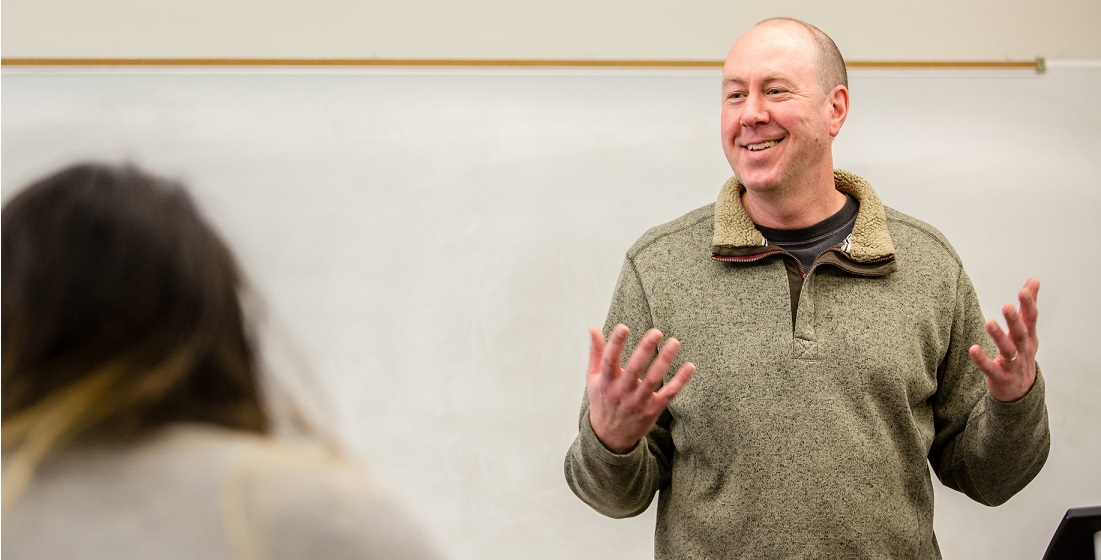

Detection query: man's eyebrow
(722, 73), (794, 88)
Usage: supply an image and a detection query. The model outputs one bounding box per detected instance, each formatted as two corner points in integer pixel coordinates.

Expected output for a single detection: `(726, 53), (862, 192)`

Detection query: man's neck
(742, 176), (847, 230)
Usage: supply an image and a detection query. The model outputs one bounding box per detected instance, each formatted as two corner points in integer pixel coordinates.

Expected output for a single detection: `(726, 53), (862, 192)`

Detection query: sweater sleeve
(928, 269), (1050, 506)
(563, 256), (675, 518)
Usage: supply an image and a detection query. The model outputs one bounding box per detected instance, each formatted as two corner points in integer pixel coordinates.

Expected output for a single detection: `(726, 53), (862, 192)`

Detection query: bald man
(564, 18), (1049, 559)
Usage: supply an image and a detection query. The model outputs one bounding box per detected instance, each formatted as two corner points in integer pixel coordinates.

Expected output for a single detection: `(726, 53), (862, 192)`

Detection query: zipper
(713, 248), (805, 276)
(715, 246), (893, 279)
(711, 248), (786, 264)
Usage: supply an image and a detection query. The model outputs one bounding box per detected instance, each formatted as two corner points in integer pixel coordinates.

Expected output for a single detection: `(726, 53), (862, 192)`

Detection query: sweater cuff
(983, 363), (1046, 416)
(579, 414), (646, 464)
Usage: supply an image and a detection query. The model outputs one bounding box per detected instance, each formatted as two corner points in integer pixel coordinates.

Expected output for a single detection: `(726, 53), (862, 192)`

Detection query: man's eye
(728, 92), (746, 100)
(766, 88), (784, 95)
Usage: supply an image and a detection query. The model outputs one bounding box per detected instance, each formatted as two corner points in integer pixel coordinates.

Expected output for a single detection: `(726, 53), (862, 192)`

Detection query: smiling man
(564, 18), (1050, 559)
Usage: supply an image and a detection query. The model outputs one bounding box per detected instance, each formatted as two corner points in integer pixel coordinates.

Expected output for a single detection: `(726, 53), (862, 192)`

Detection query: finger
(641, 337), (682, 392)
(621, 329), (663, 390)
(1018, 278), (1040, 338)
(586, 325), (605, 378)
(654, 362), (696, 404)
(1023, 277), (1041, 301)
(985, 319), (1018, 362)
(968, 344), (998, 378)
(1001, 303), (1030, 353)
(599, 324), (629, 381)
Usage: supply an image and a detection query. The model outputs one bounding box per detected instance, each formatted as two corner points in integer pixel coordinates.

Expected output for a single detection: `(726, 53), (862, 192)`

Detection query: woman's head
(2, 162), (268, 459)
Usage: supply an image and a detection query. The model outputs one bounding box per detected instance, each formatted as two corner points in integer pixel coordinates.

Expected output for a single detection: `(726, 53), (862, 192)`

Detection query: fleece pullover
(564, 170), (1049, 559)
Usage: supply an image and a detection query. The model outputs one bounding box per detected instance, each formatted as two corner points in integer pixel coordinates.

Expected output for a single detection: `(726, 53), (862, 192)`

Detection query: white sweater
(3, 424), (442, 560)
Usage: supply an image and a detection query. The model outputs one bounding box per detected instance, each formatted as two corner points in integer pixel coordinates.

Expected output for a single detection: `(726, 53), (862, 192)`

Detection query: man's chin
(736, 173), (782, 193)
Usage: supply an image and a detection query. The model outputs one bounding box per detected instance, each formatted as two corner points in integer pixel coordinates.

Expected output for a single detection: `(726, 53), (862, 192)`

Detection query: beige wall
(3, 0), (1100, 60)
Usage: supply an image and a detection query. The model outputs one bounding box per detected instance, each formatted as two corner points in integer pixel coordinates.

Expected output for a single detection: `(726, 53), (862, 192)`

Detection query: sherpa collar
(711, 169), (896, 263)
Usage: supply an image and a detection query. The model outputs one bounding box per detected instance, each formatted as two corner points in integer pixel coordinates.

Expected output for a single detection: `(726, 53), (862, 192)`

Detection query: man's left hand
(969, 277), (1041, 402)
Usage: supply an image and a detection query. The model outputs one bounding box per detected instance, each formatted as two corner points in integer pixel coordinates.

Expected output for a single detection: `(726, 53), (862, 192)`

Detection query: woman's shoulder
(189, 425), (443, 560)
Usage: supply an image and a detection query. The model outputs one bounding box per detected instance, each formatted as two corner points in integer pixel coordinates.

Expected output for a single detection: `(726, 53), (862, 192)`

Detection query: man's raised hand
(969, 278), (1041, 402)
(586, 324), (696, 454)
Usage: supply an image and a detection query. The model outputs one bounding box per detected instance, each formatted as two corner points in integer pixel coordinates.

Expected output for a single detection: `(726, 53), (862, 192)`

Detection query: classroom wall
(3, 61), (1100, 560)
(3, 2), (1100, 559)
(2, 0), (1100, 60)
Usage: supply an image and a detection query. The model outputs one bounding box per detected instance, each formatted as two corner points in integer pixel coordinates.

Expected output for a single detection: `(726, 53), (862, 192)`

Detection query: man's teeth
(747, 140), (780, 151)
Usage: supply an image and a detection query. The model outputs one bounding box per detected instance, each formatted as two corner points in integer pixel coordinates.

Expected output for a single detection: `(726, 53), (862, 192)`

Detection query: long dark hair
(2, 162), (269, 495)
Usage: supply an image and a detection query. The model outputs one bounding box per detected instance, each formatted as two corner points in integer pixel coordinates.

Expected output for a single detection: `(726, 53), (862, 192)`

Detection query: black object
(1043, 506), (1101, 560)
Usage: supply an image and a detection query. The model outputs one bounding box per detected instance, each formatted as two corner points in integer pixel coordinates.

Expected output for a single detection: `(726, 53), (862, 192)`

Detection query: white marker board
(2, 63), (1099, 559)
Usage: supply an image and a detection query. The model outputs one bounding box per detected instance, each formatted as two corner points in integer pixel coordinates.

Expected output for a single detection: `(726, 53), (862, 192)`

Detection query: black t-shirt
(755, 194), (859, 272)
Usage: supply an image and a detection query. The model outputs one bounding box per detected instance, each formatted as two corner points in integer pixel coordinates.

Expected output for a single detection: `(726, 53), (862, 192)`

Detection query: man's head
(760, 18), (848, 93)
(720, 18), (850, 197)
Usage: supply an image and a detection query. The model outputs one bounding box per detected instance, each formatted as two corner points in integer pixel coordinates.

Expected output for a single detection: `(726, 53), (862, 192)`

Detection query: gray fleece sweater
(564, 170), (1049, 559)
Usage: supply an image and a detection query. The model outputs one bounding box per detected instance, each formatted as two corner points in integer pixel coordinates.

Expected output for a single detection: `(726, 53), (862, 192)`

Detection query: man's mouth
(746, 139), (782, 151)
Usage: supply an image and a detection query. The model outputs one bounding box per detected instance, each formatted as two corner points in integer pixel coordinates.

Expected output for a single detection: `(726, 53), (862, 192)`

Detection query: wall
(2, 62), (1099, 559)
(3, 0), (1100, 59)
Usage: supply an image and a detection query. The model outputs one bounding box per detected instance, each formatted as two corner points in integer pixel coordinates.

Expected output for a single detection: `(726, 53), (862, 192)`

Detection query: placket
(792, 268), (819, 361)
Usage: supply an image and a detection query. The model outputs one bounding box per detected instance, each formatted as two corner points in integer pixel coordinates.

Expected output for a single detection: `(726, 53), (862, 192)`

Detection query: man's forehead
(722, 26), (819, 84)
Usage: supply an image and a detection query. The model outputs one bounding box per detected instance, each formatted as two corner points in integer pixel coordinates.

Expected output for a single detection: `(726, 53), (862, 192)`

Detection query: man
(563, 17), (1050, 559)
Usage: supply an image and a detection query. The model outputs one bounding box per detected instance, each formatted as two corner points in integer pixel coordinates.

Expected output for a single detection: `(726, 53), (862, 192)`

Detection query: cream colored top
(2, 424), (442, 560)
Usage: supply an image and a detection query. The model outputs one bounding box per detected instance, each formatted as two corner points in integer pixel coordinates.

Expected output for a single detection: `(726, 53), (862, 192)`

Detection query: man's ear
(828, 85), (850, 138)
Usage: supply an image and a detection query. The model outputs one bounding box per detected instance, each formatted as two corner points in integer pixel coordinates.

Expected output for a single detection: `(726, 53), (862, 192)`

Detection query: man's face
(720, 22), (847, 195)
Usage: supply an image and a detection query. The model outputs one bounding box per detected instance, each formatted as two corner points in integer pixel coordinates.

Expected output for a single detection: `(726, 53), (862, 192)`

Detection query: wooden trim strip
(849, 59), (1043, 71)
(2, 58), (715, 67)
(0, 57), (1045, 71)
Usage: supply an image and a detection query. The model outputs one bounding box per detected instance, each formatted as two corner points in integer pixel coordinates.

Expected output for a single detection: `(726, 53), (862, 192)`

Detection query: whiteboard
(3, 63), (1100, 560)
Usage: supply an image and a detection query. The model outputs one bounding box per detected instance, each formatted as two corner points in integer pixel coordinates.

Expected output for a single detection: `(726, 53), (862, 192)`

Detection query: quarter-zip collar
(711, 169), (897, 276)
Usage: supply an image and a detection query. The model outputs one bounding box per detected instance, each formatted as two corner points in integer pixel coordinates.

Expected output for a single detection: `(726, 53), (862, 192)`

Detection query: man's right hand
(586, 324), (696, 454)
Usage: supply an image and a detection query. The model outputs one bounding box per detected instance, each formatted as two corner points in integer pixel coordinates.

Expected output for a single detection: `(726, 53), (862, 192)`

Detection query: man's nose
(740, 94), (769, 127)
